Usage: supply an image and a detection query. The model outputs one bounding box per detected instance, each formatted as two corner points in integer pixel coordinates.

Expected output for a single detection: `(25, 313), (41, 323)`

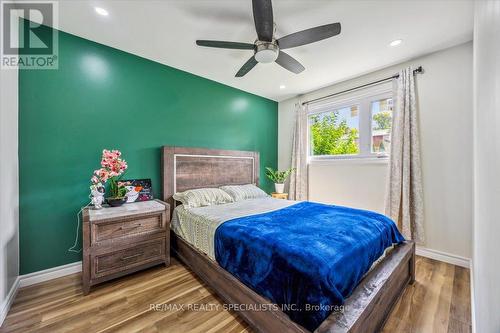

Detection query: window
(309, 105), (359, 156)
(371, 98), (393, 154)
(308, 84), (393, 160)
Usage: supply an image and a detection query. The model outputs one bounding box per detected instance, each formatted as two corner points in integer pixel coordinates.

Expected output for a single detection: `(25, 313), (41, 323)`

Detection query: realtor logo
(1, 0), (58, 69)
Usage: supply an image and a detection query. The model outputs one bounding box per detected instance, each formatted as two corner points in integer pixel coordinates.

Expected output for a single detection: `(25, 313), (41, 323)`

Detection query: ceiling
(54, 0), (473, 101)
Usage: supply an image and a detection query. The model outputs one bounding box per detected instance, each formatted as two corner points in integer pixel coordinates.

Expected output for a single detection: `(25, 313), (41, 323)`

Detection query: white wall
(472, 1), (500, 332)
(0, 66), (20, 323)
(279, 42), (473, 259)
(308, 160), (388, 213)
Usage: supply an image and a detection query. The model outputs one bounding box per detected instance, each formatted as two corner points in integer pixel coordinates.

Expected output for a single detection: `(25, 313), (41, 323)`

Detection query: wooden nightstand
(271, 192), (288, 200)
(82, 199), (170, 295)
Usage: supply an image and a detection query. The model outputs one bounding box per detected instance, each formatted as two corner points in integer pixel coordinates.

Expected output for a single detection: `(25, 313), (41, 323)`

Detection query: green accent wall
(19, 28), (278, 274)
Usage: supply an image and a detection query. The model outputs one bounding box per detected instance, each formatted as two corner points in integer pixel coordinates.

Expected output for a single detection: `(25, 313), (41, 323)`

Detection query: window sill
(308, 156), (390, 166)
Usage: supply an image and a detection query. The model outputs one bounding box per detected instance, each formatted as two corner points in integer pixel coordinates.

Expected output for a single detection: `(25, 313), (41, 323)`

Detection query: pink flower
(92, 149), (127, 186)
(97, 168), (109, 182)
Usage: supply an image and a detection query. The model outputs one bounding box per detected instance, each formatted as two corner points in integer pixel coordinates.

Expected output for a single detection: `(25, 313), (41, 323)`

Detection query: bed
(162, 146), (415, 333)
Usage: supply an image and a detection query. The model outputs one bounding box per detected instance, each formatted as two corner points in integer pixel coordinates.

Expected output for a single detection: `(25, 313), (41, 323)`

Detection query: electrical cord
(68, 200), (92, 253)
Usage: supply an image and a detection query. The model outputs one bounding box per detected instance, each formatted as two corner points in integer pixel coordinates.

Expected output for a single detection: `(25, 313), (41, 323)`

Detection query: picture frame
(121, 178), (153, 202)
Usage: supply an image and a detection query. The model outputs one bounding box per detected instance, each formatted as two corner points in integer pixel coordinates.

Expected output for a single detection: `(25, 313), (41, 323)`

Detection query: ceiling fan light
(255, 49), (278, 63)
(255, 42), (279, 63)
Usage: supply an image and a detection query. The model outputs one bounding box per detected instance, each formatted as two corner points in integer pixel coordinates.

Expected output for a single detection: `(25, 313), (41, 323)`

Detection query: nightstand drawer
(92, 214), (164, 243)
(92, 238), (165, 279)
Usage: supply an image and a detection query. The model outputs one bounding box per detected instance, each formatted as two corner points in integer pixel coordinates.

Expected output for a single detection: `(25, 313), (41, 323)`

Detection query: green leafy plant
(110, 178), (128, 198)
(265, 167), (295, 184)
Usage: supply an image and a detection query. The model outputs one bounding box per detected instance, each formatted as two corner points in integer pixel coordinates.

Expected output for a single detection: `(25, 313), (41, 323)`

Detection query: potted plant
(265, 167), (295, 194)
(91, 149), (129, 207)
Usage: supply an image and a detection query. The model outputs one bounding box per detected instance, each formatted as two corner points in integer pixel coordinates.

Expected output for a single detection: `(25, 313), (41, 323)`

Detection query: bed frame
(162, 146), (415, 333)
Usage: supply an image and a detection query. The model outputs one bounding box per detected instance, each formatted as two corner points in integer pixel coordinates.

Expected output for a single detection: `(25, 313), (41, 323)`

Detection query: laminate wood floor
(0, 256), (471, 333)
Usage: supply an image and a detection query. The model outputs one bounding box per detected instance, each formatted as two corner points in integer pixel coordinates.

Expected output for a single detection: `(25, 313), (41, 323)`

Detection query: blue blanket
(214, 201), (405, 331)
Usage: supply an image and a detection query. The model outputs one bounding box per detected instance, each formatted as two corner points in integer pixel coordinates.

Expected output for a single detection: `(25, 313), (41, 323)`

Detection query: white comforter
(171, 197), (297, 260)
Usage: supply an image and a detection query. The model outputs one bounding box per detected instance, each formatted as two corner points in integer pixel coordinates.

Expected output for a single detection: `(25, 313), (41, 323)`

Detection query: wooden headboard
(162, 146), (260, 213)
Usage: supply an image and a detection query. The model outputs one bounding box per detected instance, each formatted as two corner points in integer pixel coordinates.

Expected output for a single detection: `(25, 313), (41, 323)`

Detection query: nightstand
(271, 192), (288, 200)
(82, 199), (170, 295)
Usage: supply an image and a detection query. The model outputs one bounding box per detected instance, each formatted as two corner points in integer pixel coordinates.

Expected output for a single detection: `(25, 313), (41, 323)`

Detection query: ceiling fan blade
(277, 23), (341, 50)
(196, 40), (255, 50)
(252, 0), (274, 42)
(275, 51), (305, 74)
(236, 56), (258, 77)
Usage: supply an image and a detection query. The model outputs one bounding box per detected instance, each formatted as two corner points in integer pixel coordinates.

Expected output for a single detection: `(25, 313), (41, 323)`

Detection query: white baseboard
(18, 261), (82, 288)
(0, 276), (20, 327)
(416, 246), (471, 268)
(470, 260), (476, 333)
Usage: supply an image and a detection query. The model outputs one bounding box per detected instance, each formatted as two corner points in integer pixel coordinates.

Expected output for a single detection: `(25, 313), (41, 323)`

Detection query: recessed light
(389, 39), (402, 47)
(94, 7), (109, 16)
(279, 85), (286, 89)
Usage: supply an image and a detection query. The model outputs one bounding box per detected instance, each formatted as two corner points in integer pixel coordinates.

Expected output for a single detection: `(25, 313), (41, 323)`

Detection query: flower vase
(106, 197), (127, 207)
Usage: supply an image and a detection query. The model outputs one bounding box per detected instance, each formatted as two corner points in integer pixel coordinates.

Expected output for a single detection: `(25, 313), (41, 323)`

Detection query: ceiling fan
(196, 0), (341, 77)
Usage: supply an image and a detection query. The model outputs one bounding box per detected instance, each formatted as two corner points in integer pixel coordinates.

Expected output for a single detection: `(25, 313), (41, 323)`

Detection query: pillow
(173, 188), (234, 208)
(220, 184), (269, 202)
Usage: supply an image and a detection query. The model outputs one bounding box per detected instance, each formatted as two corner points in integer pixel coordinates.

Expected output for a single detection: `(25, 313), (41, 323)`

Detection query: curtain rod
(302, 66), (423, 106)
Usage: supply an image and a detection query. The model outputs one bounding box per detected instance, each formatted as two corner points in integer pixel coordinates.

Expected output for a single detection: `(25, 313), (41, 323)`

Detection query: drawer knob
(121, 253), (143, 260)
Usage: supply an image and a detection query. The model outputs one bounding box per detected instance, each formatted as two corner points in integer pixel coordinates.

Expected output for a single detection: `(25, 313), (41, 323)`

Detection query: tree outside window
(309, 107), (359, 156)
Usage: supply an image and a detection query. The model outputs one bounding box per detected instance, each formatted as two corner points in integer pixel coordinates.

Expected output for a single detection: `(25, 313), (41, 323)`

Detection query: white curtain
(385, 67), (425, 243)
(289, 102), (308, 200)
